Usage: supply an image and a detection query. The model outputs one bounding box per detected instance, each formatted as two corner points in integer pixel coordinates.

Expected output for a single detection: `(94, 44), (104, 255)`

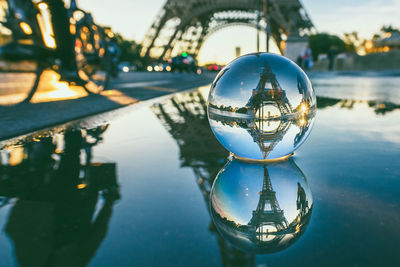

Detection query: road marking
(141, 86), (177, 92)
(101, 90), (138, 105)
(0, 83), (34, 88)
(0, 93), (29, 105)
(114, 80), (168, 89)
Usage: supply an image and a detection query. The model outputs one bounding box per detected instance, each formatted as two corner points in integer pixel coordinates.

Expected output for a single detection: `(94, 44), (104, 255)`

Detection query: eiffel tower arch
(141, 0), (315, 61)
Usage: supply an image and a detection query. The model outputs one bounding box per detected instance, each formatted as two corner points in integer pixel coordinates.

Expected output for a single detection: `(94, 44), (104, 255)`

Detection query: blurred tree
(380, 25), (400, 33)
(309, 33), (346, 61)
(343, 32), (359, 52)
(372, 34), (380, 39)
(236, 107), (248, 114)
(114, 34), (145, 69)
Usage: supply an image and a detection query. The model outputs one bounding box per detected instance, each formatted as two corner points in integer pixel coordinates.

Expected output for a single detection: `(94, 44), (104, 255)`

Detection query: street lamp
(263, 0), (270, 52)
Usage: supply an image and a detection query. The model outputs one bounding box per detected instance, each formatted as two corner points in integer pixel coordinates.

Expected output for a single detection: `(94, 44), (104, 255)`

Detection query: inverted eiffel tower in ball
(246, 59), (293, 158)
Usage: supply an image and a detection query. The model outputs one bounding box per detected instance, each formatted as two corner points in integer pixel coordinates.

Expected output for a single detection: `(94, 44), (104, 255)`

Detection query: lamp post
(263, 0), (270, 52)
(257, 21), (260, 52)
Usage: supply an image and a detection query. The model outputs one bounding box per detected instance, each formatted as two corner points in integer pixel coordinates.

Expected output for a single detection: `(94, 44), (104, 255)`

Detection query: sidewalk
(0, 72), (214, 141)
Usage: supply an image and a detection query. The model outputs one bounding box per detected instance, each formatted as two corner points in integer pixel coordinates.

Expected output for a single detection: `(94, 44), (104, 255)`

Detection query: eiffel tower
(246, 58), (293, 116)
(141, 0), (315, 60)
(245, 58), (293, 158)
(248, 119), (291, 159)
(152, 93), (313, 257)
(152, 91), (255, 265)
(248, 165), (288, 243)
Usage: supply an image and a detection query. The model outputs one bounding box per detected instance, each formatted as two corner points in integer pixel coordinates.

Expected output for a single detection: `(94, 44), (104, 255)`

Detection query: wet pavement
(0, 72), (400, 266)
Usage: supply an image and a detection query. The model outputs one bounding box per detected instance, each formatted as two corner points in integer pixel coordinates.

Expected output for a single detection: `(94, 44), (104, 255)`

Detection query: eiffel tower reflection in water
(152, 87), (313, 262)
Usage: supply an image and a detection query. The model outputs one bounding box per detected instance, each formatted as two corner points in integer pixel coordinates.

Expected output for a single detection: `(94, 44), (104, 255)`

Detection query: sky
(78, 0), (400, 64)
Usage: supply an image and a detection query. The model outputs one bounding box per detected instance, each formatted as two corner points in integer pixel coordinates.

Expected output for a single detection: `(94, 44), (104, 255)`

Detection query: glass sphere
(210, 158), (313, 254)
(207, 53), (316, 161)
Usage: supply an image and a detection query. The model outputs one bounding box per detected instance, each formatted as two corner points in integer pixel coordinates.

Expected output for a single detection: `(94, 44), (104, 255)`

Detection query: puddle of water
(0, 77), (399, 266)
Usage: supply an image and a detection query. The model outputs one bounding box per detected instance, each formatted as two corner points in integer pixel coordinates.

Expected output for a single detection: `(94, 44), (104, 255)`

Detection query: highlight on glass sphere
(209, 158), (313, 254)
(207, 53), (316, 161)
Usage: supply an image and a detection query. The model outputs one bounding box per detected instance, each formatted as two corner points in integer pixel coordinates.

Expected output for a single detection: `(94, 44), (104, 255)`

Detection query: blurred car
(168, 52), (198, 73)
(147, 62), (171, 72)
(206, 64), (223, 72)
(118, 62), (136, 73)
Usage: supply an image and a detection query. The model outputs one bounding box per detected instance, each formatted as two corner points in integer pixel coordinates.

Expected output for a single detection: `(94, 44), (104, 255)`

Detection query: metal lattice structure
(151, 90), (255, 266)
(246, 58), (293, 159)
(246, 58), (293, 116)
(248, 120), (291, 159)
(141, 0), (315, 60)
(248, 165), (288, 243)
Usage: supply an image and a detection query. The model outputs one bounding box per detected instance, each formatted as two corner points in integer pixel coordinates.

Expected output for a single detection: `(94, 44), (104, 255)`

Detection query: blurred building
(365, 31), (400, 54)
(235, 46), (241, 58)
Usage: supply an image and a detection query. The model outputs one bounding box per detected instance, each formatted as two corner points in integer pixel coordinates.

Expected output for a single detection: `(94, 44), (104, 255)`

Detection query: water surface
(0, 73), (399, 266)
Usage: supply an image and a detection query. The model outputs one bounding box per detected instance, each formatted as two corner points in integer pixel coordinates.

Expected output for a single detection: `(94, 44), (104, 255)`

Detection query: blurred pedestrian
(328, 45), (337, 71)
(301, 45), (313, 70)
(296, 55), (303, 68)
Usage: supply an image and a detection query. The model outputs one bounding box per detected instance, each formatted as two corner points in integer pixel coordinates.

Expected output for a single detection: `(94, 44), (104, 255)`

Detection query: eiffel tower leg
(277, 104), (285, 115)
(142, 13), (170, 59)
(142, 0), (315, 61)
(193, 25), (208, 57)
(159, 27), (182, 60)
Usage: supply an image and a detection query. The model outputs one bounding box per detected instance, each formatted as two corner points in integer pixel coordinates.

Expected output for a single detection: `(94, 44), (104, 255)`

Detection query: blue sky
(79, 0), (400, 64)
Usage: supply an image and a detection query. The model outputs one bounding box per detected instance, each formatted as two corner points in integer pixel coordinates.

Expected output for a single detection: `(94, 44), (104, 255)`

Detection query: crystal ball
(210, 158), (313, 254)
(207, 53), (316, 161)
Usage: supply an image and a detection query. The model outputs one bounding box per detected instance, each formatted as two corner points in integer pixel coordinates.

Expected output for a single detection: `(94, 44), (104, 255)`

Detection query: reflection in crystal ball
(210, 159), (313, 254)
(207, 53), (316, 161)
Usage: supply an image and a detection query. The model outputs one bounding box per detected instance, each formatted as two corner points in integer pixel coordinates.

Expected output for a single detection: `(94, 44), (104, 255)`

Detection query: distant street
(0, 71), (216, 140)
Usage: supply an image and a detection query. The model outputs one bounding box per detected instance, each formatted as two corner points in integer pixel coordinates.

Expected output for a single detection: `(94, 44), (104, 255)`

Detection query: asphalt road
(0, 71), (216, 140)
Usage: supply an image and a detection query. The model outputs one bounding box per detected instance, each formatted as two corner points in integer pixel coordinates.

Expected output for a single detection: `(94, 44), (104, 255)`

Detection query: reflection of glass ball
(207, 53), (316, 161)
(210, 159), (313, 254)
